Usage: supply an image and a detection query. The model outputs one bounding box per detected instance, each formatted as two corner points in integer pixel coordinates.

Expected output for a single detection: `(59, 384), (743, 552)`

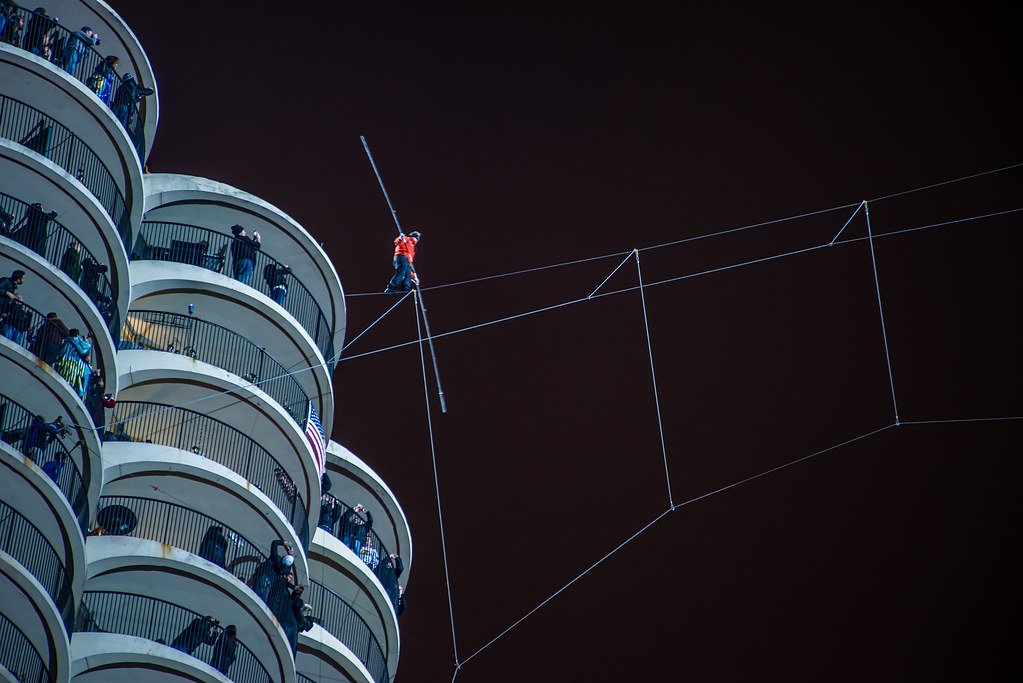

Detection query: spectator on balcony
(81, 257), (108, 302)
(384, 553), (404, 580)
(41, 450), (67, 483)
(62, 26), (99, 77)
(22, 413), (63, 460)
(318, 492), (342, 535)
(397, 585), (407, 617)
(198, 525), (228, 569)
(281, 584), (305, 655)
(0, 270), (26, 341)
(274, 467), (297, 502)
(384, 230), (421, 293)
(1, 11), (24, 47)
(1, 301), (32, 344)
(12, 202), (56, 254)
(263, 263), (291, 306)
(340, 503), (373, 555)
(28, 311), (68, 365)
(0, 3), (13, 40)
(54, 328), (92, 398)
(252, 539), (293, 604)
(359, 534), (381, 571)
(209, 624), (238, 676)
(111, 73), (154, 129)
(170, 614), (219, 655)
(60, 242), (83, 284)
(85, 367), (105, 426)
(88, 54), (119, 104)
(229, 225), (261, 285)
(24, 6), (57, 56)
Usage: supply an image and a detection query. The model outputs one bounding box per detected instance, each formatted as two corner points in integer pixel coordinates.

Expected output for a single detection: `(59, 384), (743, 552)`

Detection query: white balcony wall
(71, 633), (228, 683)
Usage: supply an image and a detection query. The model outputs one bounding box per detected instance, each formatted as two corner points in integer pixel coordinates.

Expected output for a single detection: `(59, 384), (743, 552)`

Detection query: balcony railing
(1, 190), (121, 341)
(104, 400), (310, 549)
(319, 494), (400, 609)
(0, 92), (133, 246)
(96, 495), (272, 582)
(119, 310), (310, 426)
(0, 611), (49, 683)
(0, 392), (89, 534)
(0, 499), (75, 633)
(0, 298), (105, 429)
(1, 2), (146, 158)
(308, 580), (389, 683)
(133, 220), (336, 371)
(77, 591), (273, 683)
(297, 675), (317, 683)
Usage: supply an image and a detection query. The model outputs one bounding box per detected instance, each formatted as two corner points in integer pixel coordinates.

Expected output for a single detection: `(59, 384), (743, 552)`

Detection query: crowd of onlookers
(0, 3), (154, 131)
(1, 269), (107, 422)
(1, 198), (117, 326)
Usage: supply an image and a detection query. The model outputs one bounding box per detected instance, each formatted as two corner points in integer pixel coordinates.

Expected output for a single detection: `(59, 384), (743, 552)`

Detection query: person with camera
(62, 26), (99, 78)
(170, 614), (220, 655)
(22, 414), (66, 462)
(229, 224), (261, 285)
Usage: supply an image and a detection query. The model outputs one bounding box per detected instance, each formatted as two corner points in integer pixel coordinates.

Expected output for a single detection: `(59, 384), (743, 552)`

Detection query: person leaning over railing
(209, 624), (238, 675)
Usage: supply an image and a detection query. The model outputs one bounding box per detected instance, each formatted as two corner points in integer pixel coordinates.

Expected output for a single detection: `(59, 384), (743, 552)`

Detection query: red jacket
(393, 235), (418, 264)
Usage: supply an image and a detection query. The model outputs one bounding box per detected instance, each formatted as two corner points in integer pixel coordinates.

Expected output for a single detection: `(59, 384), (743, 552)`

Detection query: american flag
(305, 402), (326, 477)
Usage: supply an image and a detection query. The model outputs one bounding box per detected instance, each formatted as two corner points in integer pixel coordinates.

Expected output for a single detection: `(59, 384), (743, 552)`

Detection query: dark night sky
(115, 2), (1020, 681)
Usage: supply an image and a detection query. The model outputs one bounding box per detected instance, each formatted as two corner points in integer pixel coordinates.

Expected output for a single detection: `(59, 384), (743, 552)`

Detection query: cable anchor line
(864, 200), (900, 425)
(415, 287), (448, 413)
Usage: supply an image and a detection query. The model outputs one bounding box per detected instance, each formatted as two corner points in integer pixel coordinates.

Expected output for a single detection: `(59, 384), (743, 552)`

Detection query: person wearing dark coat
(263, 263), (292, 306)
(229, 225), (261, 285)
(340, 504), (373, 554)
(110, 73), (154, 128)
(209, 624), (238, 675)
(23, 6), (56, 56)
(281, 584), (305, 655)
(198, 525), (228, 568)
(170, 615), (219, 654)
(251, 539), (293, 605)
(28, 312), (69, 365)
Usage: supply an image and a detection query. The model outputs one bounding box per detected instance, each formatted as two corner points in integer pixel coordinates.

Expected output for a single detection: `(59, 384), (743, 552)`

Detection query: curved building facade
(0, 3), (410, 682)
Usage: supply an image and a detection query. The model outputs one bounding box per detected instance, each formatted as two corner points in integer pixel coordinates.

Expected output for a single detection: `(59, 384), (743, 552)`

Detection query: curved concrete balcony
(120, 309), (311, 427)
(1, 298), (111, 429)
(0, 545), (71, 683)
(0, 499), (75, 634)
(1, 390), (94, 538)
(75, 593), (273, 683)
(0, 2), (155, 160)
(308, 530), (398, 682)
(325, 442), (412, 590)
(82, 536), (296, 683)
(0, 54), (143, 247)
(124, 264), (333, 435)
(297, 624), (376, 683)
(305, 579), (390, 683)
(0, 139), (131, 310)
(0, 610), (56, 683)
(1, 609), (54, 683)
(71, 632), (231, 683)
(142, 173), (345, 371)
(95, 453), (307, 579)
(2, 191), (122, 343)
(132, 219), (336, 377)
(111, 358), (322, 544)
(104, 401), (311, 549)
